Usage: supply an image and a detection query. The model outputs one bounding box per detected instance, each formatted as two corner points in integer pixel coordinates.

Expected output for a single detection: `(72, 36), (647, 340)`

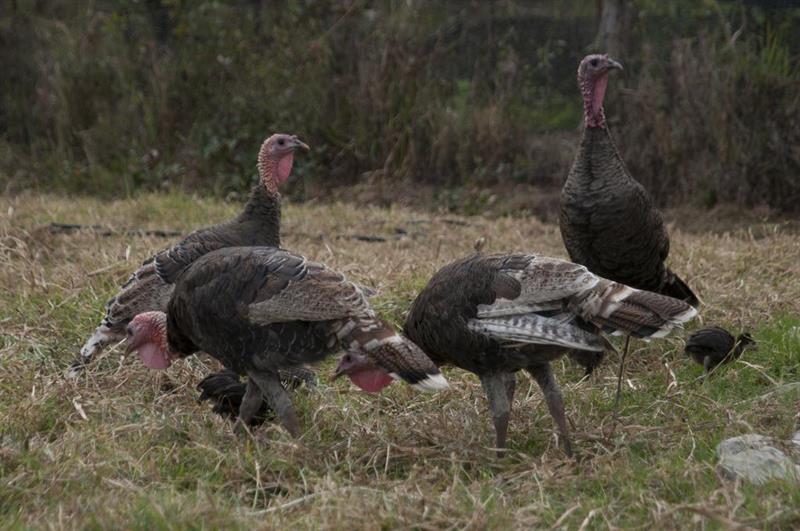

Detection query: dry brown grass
(1, 192), (799, 529)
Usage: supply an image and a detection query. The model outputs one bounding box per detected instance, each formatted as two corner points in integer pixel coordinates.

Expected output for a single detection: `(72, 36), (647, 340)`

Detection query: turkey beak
(606, 58), (623, 71)
(292, 137), (310, 152)
(124, 341), (136, 356)
(331, 365), (345, 380)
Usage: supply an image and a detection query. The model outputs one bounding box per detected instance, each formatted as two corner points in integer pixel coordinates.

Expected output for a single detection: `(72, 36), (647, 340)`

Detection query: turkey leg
(504, 372), (517, 404)
(234, 377), (264, 433)
(480, 372), (513, 455)
(612, 335), (631, 421)
(249, 371), (300, 438)
(528, 363), (572, 457)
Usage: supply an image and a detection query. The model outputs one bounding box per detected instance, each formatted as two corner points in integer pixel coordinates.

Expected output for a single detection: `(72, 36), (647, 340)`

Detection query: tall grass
(1, 1), (798, 212)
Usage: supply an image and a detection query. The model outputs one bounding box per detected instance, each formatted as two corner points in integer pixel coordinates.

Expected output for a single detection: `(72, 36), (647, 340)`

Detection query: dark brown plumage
(127, 247), (447, 436)
(402, 253), (697, 455)
(74, 134), (308, 374)
(685, 327), (755, 372)
(559, 54), (698, 306)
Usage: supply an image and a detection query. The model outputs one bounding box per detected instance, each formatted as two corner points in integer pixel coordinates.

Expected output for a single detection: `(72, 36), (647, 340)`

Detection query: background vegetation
(1, 0), (799, 212)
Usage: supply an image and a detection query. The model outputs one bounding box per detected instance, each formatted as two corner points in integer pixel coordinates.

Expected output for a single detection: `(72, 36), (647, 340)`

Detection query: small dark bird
(684, 327), (755, 372)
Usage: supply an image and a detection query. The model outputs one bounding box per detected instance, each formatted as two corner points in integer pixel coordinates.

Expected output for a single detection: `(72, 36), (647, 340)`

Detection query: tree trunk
(594, 0), (626, 57)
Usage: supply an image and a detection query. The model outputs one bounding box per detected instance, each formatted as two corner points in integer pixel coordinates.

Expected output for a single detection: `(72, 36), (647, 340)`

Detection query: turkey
(558, 54), (699, 394)
(559, 54), (697, 306)
(684, 327), (755, 372)
(73, 133), (309, 375)
(385, 252), (696, 455)
(125, 247), (448, 436)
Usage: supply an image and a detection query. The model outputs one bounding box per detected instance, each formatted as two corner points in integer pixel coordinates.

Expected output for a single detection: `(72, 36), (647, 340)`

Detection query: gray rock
(716, 434), (800, 485)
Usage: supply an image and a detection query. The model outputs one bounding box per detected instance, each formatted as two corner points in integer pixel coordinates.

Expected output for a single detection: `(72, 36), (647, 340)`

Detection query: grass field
(1, 192), (799, 529)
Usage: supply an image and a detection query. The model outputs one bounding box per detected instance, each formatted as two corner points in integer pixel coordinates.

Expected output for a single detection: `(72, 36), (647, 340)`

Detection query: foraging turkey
(685, 327), (755, 372)
(74, 134), (308, 374)
(394, 253), (696, 455)
(559, 54), (698, 305)
(125, 247), (447, 436)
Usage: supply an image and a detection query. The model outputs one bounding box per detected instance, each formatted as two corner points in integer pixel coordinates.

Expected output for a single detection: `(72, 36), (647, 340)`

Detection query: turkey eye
(590, 58), (598, 67)
(344, 354), (351, 362)
(278, 138), (285, 146)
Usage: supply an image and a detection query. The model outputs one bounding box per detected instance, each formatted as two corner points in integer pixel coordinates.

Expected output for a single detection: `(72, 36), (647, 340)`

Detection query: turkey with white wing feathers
(393, 252), (697, 455)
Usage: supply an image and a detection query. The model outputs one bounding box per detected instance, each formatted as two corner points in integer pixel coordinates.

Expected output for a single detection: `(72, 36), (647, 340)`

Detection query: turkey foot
(480, 372), (514, 456)
(529, 364), (572, 457)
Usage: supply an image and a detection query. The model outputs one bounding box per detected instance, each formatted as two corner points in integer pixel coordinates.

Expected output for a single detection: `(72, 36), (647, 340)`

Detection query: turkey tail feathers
(580, 282), (697, 340)
(661, 268), (700, 309)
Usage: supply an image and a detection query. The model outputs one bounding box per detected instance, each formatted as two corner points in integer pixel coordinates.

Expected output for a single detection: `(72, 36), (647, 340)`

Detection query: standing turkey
(74, 134), (308, 374)
(391, 253), (696, 455)
(684, 327), (755, 372)
(559, 54), (698, 304)
(558, 54), (698, 392)
(125, 247), (448, 436)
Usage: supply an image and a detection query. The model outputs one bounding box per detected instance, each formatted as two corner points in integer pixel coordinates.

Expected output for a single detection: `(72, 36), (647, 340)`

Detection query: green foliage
(0, 1), (799, 211)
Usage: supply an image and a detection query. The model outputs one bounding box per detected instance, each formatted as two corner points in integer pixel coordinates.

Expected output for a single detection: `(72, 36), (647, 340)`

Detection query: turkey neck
(237, 182), (282, 247)
(572, 126), (632, 187)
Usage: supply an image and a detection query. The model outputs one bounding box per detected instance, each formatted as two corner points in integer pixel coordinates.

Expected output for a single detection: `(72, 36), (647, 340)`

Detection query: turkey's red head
(578, 54), (623, 128)
(332, 351), (395, 393)
(257, 133), (310, 195)
(125, 311), (178, 370)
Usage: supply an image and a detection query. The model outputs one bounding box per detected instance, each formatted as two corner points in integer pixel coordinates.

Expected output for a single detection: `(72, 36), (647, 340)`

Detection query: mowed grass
(1, 191), (799, 529)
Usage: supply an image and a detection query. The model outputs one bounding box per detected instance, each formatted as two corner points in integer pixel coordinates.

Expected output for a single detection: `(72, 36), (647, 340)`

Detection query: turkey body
(560, 128), (673, 293)
(559, 57), (698, 306)
(404, 253), (697, 454)
(160, 246), (445, 435)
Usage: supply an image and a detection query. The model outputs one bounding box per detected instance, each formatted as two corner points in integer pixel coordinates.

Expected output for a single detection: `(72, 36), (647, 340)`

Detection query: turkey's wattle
(333, 352), (397, 393)
(349, 369), (394, 393)
(125, 311), (179, 369)
(276, 153), (295, 184)
(137, 341), (174, 369)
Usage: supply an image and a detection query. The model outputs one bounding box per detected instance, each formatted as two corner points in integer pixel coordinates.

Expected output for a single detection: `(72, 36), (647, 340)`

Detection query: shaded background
(1, 0), (799, 213)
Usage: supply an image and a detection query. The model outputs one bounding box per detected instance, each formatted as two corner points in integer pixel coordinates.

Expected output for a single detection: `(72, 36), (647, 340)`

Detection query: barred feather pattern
(406, 252), (696, 373)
